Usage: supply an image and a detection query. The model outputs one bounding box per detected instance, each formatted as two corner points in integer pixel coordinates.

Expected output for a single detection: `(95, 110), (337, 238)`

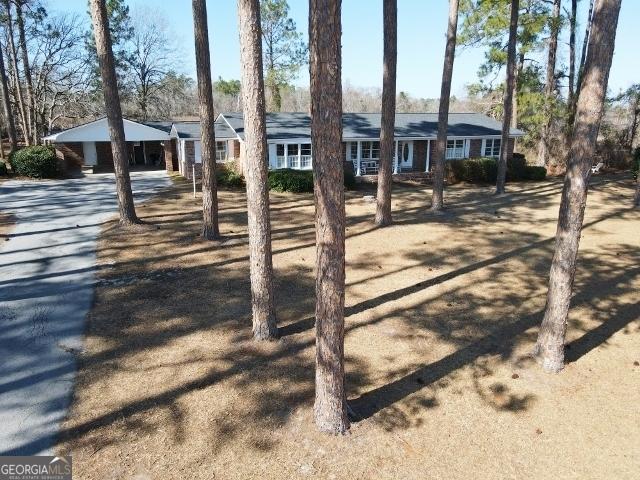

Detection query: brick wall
(469, 139), (482, 157)
(55, 142), (83, 174)
(164, 139), (178, 172)
(413, 140), (427, 172)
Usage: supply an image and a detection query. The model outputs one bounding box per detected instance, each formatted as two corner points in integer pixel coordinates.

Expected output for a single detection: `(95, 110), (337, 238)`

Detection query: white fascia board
(44, 117), (170, 142)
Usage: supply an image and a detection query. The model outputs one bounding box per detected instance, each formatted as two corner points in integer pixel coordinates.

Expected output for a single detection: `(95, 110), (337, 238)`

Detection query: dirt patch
(59, 175), (640, 479)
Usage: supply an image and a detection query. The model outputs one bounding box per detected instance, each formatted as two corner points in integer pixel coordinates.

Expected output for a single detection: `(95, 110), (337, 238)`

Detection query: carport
(43, 117), (172, 174)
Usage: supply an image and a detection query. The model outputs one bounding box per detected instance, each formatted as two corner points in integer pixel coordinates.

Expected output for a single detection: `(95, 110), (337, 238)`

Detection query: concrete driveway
(0, 171), (171, 455)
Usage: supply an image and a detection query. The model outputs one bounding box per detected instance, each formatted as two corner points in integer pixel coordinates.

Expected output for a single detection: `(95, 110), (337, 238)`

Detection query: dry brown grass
(59, 175), (640, 479)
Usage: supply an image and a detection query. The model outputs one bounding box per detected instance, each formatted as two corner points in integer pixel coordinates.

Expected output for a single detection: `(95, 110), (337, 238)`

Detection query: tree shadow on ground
(5, 176), (635, 461)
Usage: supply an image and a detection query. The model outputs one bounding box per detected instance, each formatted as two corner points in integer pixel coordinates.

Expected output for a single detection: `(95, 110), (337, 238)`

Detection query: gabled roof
(217, 112), (525, 141)
(171, 115), (238, 140)
(43, 117), (171, 142)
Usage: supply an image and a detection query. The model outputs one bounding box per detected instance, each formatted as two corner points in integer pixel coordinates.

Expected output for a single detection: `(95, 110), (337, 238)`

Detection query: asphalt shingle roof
(205, 112), (524, 141)
(172, 118), (237, 139)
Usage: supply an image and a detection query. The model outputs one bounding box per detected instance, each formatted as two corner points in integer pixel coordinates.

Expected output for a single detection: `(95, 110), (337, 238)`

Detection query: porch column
(356, 141), (362, 176)
(298, 144), (301, 169)
(426, 139), (431, 172)
(284, 143), (288, 168)
(393, 140), (399, 174)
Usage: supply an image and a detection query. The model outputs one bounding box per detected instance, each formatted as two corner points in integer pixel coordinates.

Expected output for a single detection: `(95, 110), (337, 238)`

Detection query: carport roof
(43, 117), (171, 142)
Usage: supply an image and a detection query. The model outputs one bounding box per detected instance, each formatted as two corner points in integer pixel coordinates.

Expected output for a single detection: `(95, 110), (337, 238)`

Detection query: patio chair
(591, 162), (604, 174)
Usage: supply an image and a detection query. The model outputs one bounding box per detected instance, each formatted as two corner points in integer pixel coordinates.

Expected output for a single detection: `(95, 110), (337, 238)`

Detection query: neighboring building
(44, 112), (524, 178)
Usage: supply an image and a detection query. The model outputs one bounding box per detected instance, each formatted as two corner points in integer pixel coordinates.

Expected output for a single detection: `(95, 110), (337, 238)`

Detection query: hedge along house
(43, 117), (172, 174)
(185, 112), (525, 179)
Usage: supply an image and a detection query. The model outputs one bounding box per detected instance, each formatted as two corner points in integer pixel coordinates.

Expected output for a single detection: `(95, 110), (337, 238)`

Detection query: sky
(58, 0), (638, 99)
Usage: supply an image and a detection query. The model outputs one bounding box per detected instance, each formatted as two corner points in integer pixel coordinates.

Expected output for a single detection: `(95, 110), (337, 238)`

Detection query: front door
(397, 141), (413, 171)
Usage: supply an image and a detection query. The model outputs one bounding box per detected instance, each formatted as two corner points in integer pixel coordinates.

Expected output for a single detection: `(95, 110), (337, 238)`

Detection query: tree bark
(534, 0), (621, 373)
(237, 0), (278, 340)
(375, 0), (397, 225)
(567, 0), (577, 106)
(0, 39), (17, 153)
(14, 0), (37, 144)
(495, 0), (519, 195)
(431, 0), (459, 211)
(192, 0), (220, 240)
(3, 0), (29, 145)
(89, 0), (139, 226)
(309, 0), (349, 434)
(537, 0), (561, 167)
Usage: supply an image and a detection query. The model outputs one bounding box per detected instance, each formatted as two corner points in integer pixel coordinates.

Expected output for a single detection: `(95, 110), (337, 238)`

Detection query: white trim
(43, 117), (170, 142)
(425, 139), (431, 172)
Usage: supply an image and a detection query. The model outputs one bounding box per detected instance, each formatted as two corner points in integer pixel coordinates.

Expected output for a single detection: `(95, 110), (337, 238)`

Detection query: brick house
(44, 112), (523, 178)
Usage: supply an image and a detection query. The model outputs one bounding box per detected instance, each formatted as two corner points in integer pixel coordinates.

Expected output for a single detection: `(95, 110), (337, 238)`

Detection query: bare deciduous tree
(237, 0), (278, 340)
(374, 0), (397, 227)
(534, 0), (622, 372)
(0, 38), (17, 152)
(309, 0), (349, 434)
(192, 0), (220, 240)
(431, 0), (459, 211)
(89, 0), (139, 226)
(495, 0), (519, 195)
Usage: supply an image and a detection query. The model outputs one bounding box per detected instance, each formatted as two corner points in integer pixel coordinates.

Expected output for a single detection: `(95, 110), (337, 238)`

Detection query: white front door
(397, 141), (413, 170)
(82, 141), (97, 166)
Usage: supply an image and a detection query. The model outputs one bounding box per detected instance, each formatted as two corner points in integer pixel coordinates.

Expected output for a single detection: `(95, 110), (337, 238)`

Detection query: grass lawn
(59, 175), (639, 479)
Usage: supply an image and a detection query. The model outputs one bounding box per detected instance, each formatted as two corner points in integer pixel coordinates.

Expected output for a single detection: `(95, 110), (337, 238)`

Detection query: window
(361, 141), (380, 159)
(215, 141), (227, 162)
(276, 144), (286, 168)
(301, 144), (312, 168)
(288, 143), (299, 156)
(483, 139), (501, 158)
(350, 142), (358, 160)
(446, 139), (466, 159)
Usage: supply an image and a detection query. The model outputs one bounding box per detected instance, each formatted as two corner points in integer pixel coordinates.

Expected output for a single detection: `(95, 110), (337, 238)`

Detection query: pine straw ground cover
(58, 175), (639, 479)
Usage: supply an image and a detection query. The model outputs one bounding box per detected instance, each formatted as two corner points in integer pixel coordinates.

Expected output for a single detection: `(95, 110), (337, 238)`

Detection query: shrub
(216, 167), (245, 188)
(447, 157), (497, 183)
(507, 153), (527, 180)
(10, 146), (58, 178)
(0, 161), (7, 176)
(268, 169), (314, 193)
(344, 169), (357, 190)
(524, 166), (547, 181)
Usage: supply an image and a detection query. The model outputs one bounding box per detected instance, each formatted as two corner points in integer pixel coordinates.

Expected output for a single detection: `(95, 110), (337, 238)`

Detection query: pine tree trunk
(89, 0), (139, 226)
(431, 0), (459, 211)
(537, 0), (561, 167)
(375, 0), (397, 226)
(534, 0), (621, 373)
(567, 0), (577, 106)
(309, 0), (349, 434)
(237, 0), (278, 340)
(14, 0), (37, 144)
(192, 0), (220, 240)
(495, 0), (519, 195)
(3, 1), (29, 145)
(0, 40), (17, 153)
